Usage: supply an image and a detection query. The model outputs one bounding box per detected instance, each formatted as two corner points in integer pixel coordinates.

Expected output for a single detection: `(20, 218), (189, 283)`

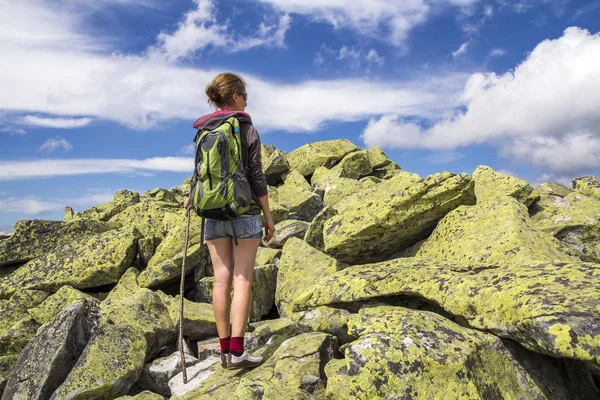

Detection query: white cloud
(361, 27), (600, 175)
(0, 157), (194, 181)
(0, 231), (9, 236)
(23, 116), (93, 129)
(39, 136), (73, 154)
(147, 0), (290, 63)
(489, 48), (506, 57)
(314, 45), (385, 71)
(0, 192), (115, 216)
(452, 41), (470, 58)
(257, 0), (477, 47)
(532, 173), (573, 188)
(180, 143), (196, 155)
(366, 49), (385, 66)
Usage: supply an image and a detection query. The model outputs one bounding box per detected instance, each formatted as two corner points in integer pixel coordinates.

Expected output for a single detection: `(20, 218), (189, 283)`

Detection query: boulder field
(1, 140), (599, 399)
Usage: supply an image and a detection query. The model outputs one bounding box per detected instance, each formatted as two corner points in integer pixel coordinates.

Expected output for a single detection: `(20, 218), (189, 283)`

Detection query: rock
(291, 306), (353, 344)
(168, 357), (222, 397)
(572, 175), (600, 200)
(264, 220), (310, 248)
(365, 146), (393, 169)
(331, 150), (373, 180)
(293, 258), (600, 366)
(324, 304), (585, 399)
(263, 149), (290, 185)
(242, 332), (338, 396)
(0, 290), (47, 359)
(276, 171), (324, 221)
(261, 200), (289, 225)
(109, 199), (180, 241)
(195, 337), (221, 361)
(324, 172), (475, 264)
(473, 165), (539, 206)
(2, 301), (96, 400)
(115, 391), (165, 400)
(51, 315), (147, 400)
(303, 206), (338, 250)
(416, 196), (578, 265)
(27, 285), (99, 325)
(276, 238), (342, 317)
(138, 243), (209, 289)
(101, 270), (175, 358)
(181, 177), (192, 196)
(148, 210), (204, 268)
(255, 247), (281, 266)
(0, 219), (116, 267)
(246, 318), (299, 349)
(137, 237), (156, 268)
(0, 355), (19, 396)
(0, 227), (141, 299)
(287, 139), (359, 176)
(530, 192), (600, 262)
(138, 346), (197, 396)
(261, 144), (275, 160)
(157, 293), (217, 341)
(144, 188), (178, 203)
(79, 190), (141, 221)
(323, 178), (372, 207)
(537, 182), (573, 197)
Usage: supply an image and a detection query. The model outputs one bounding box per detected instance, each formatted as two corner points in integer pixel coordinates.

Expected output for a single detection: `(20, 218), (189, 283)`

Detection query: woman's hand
(183, 196), (190, 209)
(263, 217), (275, 242)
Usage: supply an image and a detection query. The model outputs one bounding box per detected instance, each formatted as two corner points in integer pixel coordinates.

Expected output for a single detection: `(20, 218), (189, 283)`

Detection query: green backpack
(189, 116), (254, 243)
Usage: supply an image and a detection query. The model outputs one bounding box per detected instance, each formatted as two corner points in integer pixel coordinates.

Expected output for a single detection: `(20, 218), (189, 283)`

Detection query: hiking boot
(220, 353), (227, 368)
(227, 351), (263, 369)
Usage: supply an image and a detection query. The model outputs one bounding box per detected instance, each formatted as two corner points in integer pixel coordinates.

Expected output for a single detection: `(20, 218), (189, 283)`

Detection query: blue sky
(1, 0), (600, 235)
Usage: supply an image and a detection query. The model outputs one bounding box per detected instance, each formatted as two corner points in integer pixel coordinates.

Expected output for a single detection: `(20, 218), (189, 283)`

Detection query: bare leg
(207, 237), (234, 339)
(231, 238), (260, 338)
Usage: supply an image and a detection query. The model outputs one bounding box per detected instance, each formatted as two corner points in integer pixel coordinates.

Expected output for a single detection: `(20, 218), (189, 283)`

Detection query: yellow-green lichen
(28, 285), (98, 325)
(473, 165), (537, 206)
(0, 227), (141, 298)
(287, 139), (359, 176)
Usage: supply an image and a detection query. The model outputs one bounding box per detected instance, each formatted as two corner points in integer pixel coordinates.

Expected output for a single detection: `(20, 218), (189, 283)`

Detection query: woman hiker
(183, 72), (276, 369)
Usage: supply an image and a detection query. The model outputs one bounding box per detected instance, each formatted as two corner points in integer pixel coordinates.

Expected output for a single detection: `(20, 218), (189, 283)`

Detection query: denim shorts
(204, 214), (263, 241)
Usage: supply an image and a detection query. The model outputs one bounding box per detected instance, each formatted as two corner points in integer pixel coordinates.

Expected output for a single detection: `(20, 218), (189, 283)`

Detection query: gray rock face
(2, 301), (96, 400)
(138, 345), (197, 396)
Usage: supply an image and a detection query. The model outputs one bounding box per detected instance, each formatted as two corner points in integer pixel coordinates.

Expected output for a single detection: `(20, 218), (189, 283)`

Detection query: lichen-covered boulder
(0, 219), (116, 267)
(287, 139), (359, 176)
(79, 190), (141, 221)
(330, 150), (373, 180)
(2, 301), (96, 400)
(530, 192), (600, 262)
(324, 304), (589, 399)
(51, 315), (147, 400)
(261, 199), (289, 225)
(147, 209), (205, 270)
(263, 149), (290, 185)
(293, 258), (600, 366)
(473, 165), (539, 206)
(369, 161), (403, 180)
(537, 182), (572, 198)
(109, 199), (179, 240)
(0, 290), (47, 358)
(276, 238), (342, 317)
(416, 196), (578, 265)
(245, 318), (299, 349)
(255, 247), (281, 266)
(324, 172), (475, 264)
(114, 391), (165, 400)
(241, 332), (338, 397)
(291, 306), (353, 344)
(138, 243), (209, 289)
(0, 227), (141, 299)
(276, 171), (323, 221)
(304, 206), (338, 250)
(365, 146), (393, 169)
(137, 348), (197, 396)
(324, 178), (377, 207)
(101, 270), (175, 357)
(572, 175), (600, 200)
(144, 188), (178, 204)
(0, 355), (19, 396)
(156, 293), (216, 341)
(264, 220), (310, 248)
(27, 285), (99, 325)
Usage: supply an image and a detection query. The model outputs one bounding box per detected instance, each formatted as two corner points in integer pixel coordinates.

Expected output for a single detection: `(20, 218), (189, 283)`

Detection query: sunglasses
(238, 92), (248, 102)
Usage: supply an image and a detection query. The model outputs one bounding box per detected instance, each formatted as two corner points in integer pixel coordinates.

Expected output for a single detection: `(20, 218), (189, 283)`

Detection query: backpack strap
(237, 119), (250, 176)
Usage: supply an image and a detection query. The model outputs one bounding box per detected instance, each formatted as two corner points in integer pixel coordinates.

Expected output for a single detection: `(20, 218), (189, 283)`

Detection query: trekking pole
(179, 205), (192, 384)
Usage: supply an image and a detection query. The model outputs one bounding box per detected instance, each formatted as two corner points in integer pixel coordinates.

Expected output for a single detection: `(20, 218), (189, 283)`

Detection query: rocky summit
(0, 140), (599, 400)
